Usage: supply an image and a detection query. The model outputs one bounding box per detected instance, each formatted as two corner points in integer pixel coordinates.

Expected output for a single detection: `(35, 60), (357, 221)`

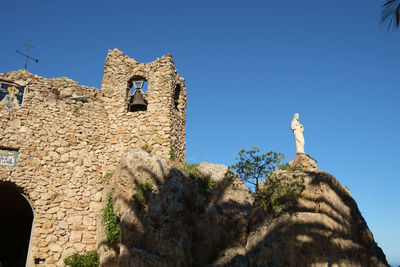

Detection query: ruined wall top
(0, 49), (187, 161)
(1, 48), (186, 113)
(101, 49), (186, 110)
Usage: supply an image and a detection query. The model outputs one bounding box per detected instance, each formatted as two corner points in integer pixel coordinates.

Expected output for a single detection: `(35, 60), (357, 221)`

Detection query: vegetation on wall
(64, 251), (99, 267)
(136, 131), (163, 154)
(71, 103), (83, 113)
(141, 143), (153, 153)
(103, 191), (120, 248)
(169, 145), (176, 161)
(102, 170), (114, 183)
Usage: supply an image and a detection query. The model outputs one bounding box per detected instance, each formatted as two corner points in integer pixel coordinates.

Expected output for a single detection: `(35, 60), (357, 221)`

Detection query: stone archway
(0, 182), (34, 267)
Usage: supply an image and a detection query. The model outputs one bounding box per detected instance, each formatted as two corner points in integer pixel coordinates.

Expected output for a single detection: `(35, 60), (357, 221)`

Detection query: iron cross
(16, 40), (39, 70)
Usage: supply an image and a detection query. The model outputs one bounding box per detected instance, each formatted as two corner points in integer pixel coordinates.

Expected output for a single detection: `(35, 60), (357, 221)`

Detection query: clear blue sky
(1, 0), (399, 264)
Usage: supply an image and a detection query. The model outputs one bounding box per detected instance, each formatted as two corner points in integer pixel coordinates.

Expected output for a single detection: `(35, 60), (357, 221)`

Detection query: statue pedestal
(289, 153), (318, 170)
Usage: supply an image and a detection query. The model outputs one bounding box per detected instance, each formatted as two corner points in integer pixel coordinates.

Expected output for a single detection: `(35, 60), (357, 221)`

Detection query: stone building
(0, 49), (187, 266)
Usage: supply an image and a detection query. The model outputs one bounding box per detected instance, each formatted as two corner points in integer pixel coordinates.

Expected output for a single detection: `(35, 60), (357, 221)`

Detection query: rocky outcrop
(109, 150), (253, 266)
(242, 169), (388, 267)
(105, 150), (387, 267)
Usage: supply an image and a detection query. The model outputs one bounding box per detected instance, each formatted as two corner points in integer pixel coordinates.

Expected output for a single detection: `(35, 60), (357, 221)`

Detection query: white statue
(291, 113), (305, 154)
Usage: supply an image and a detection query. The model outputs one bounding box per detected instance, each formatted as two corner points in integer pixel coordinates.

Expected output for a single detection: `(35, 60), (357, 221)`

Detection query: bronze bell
(129, 91), (147, 112)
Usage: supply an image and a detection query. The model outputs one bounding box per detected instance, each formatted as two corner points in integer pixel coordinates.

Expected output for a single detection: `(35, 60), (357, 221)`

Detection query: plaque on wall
(0, 149), (18, 167)
(0, 83), (25, 109)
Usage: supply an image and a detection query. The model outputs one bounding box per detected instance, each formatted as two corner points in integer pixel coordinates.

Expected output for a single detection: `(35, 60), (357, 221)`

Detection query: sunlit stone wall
(0, 49), (186, 266)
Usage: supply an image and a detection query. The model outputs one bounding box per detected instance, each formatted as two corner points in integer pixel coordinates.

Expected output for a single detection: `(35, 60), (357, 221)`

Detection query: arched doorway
(0, 182), (34, 267)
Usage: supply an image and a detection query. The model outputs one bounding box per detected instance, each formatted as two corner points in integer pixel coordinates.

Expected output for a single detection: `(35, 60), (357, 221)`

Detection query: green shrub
(278, 163), (305, 172)
(102, 171), (114, 182)
(133, 182), (154, 207)
(184, 163), (201, 180)
(64, 251), (99, 267)
(141, 143), (153, 153)
(169, 145), (176, 161)
(184, 163), (214, 194)
(103, 191), (120, 248)
(197, 175), (215, 195)
(72, 103), (83, 113)
(256, 174), (306, 215)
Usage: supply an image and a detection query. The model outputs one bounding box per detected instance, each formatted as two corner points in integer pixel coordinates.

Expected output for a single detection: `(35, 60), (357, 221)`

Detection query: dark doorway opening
(0, 182), (33, 267)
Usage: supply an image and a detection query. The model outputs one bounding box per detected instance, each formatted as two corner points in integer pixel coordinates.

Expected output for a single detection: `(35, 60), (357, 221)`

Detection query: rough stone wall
(0, 49), (186, 266)
(101, 49), (186, 162)
(170, 84), (186, 161)
(0, 71), (107, 266)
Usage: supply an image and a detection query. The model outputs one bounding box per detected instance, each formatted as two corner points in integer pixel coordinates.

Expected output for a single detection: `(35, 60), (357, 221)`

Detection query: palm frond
(381, 0), (400, 31)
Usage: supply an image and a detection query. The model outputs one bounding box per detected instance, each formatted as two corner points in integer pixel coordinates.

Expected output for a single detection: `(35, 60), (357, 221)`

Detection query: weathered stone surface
(197, 162), (229, 183)
(289, 153), (318, 170)
(112, 150), (253, 266)
(69, 231), (82, 243)
(49, 244), (62, 253)
(89, 202), (103, 212)
(211, 246), (248, 267)
(0, 48), (187, 265)
(241, 169), (388, 267)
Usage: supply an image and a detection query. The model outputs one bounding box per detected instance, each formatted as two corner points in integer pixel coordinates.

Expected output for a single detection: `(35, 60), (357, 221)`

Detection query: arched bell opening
(173, 84), (181, 110)
(0, 182), (34, 267)
(127, 76), (148, 112)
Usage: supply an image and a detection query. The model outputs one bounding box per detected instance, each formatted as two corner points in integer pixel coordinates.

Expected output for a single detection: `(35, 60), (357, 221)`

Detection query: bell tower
(127, 78), (148, 112)
(100, 49), (187, 161)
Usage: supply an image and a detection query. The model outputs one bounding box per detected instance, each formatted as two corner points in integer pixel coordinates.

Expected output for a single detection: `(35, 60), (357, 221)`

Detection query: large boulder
(243, 169), (388, 267)
(110, 150), (253, 266)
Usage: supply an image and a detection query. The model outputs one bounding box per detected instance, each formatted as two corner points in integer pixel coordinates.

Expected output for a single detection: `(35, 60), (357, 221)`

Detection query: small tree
(231, 147), (284, 193)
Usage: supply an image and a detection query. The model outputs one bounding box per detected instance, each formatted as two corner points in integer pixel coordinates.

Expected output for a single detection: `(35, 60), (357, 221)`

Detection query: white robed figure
(291, 113), (305, 154)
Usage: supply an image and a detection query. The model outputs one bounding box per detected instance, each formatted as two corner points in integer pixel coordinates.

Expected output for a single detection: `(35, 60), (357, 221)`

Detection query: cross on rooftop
(16, 40), (39, 70)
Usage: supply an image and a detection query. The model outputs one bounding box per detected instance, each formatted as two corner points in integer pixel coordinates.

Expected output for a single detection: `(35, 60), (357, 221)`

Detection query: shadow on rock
(105, 150), (253, 267)
(223, 170), (388, 267)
